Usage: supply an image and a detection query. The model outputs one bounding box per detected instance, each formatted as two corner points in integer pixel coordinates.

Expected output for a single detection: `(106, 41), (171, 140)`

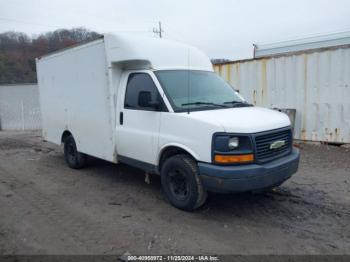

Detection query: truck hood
(189, 106), (291, 133)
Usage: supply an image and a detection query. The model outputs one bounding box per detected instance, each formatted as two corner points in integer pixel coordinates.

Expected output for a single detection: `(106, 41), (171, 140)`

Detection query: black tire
(161, 154), (207, 211)
(63, 135), (87, 169)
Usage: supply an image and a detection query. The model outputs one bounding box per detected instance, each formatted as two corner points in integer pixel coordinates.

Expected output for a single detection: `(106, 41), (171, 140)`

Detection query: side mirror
(138, 91), (160, 109)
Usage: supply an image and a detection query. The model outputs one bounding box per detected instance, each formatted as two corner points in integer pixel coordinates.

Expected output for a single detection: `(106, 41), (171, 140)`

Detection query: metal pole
(21, 100), (25, 130)
(159, 21), (162, 38)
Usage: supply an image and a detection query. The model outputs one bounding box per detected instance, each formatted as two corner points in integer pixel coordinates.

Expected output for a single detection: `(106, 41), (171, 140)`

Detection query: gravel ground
(0, 131), (349, 255)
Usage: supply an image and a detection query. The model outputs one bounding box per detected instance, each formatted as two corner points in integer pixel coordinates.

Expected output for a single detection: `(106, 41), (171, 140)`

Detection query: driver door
(117, 72), (166, 168)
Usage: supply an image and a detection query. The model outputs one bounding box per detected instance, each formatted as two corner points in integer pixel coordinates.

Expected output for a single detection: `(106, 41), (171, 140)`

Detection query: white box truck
(36, 34), (299, 210)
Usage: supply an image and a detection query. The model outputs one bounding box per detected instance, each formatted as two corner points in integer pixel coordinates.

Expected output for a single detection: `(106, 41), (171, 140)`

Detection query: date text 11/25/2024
(127, 255), (219, 261)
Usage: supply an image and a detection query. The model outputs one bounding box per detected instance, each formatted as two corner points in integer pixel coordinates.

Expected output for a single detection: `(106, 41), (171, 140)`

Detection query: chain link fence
(0, 84), (41, 130)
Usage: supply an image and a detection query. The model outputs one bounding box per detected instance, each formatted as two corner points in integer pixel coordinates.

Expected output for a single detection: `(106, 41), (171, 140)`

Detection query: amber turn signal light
(214, 154), (254, 164)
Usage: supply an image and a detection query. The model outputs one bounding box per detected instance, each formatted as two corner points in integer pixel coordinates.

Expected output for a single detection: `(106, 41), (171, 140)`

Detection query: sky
(1, 0), (350, 60)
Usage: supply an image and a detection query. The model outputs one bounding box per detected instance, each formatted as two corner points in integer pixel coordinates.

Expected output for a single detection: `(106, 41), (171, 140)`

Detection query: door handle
(120, 112), (123, 125)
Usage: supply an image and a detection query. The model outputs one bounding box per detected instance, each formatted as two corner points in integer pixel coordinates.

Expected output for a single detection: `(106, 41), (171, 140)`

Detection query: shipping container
(214, 46), (350, 143)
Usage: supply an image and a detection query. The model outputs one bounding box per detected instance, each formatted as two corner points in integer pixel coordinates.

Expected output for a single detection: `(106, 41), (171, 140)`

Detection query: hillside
(0, 28), (101, 84)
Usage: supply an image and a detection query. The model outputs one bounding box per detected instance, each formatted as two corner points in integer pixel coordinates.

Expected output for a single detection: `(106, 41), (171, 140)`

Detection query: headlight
(212, 134), (254, 164)
(228, 137), (239, 149)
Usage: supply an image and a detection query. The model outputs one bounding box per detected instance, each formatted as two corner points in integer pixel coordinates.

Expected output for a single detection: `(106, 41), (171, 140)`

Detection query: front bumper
(198, 148), (300, 193)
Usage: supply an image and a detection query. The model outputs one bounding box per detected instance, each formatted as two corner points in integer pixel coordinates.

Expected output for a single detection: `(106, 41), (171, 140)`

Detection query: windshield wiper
(181, 101), (228, 108)
(223, 101), (253, 107)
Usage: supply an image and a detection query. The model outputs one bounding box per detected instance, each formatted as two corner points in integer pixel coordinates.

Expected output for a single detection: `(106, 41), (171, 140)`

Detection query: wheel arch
(157, 143), (199, 171)
(61, 130), (72, 144)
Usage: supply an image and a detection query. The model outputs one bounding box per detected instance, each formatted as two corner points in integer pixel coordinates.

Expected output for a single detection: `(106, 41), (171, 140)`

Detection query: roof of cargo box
(103, 34), (213, 71)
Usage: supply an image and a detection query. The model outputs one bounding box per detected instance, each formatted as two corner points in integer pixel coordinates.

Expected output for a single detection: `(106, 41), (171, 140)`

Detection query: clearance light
(214, 154), (254, 164)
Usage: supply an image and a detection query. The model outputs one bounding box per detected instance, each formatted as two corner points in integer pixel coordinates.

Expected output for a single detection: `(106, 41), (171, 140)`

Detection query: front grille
(255, 128), (292, 163)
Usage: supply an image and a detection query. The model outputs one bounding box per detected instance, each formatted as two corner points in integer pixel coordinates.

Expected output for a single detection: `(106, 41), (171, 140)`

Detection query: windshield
(155, 70), (248, 112)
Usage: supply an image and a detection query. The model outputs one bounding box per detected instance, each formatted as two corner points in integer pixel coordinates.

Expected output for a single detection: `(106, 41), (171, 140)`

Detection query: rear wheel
(161, 154), (207, 211)
(63, 135), (87, 169)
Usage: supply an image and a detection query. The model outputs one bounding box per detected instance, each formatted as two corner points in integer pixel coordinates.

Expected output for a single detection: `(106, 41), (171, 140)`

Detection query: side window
(124, 73), (166, 111)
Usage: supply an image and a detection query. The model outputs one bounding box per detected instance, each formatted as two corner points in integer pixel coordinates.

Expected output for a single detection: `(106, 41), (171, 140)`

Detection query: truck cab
(36, 34), (299, 211)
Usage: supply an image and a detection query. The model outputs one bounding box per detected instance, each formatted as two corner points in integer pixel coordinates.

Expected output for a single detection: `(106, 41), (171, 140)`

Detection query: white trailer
(37, 34), (299, 210)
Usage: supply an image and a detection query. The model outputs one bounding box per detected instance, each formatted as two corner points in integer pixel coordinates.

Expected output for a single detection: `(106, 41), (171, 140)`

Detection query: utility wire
(0, 16), (190, 43)
(0, 17), (62, 28)
(0, 17), (152, 34)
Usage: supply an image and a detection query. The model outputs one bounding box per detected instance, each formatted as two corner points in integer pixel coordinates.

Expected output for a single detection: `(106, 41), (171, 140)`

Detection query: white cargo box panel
(36, 39), (117, 162)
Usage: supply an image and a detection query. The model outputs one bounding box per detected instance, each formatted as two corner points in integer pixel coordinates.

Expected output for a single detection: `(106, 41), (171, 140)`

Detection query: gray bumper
(198, 149), (300, 193)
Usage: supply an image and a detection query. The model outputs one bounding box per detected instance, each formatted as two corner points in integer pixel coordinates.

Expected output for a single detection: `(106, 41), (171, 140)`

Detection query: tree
(0, 27), (101, 84)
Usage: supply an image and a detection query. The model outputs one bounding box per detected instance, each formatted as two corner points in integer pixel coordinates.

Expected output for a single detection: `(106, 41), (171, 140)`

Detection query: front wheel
(63, 135), (87, 169)
(161, 154), (207, 211)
